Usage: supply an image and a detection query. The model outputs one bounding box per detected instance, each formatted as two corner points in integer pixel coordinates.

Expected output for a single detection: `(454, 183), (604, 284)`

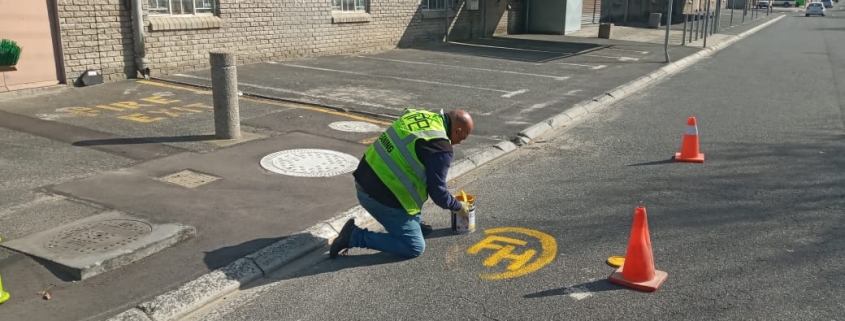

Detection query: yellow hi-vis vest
(364, 108), (450, 215)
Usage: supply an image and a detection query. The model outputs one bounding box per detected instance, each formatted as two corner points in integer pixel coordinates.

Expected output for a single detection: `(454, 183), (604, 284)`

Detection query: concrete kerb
(105, 14), (785, 321)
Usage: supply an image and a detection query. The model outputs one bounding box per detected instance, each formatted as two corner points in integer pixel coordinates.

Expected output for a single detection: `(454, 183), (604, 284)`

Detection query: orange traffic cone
(608, 206), (668, 292)
(674, 117), (705, 163)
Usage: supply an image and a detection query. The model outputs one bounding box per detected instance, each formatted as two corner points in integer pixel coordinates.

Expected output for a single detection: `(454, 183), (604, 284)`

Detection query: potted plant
(0, 39), (22, 72)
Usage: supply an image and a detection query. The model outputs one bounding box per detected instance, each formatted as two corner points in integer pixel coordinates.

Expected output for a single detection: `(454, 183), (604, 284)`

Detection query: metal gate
(582, 0), (602, 24)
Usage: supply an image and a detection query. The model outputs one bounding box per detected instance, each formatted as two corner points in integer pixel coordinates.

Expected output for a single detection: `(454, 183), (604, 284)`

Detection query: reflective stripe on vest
(365, 109), (449, 215)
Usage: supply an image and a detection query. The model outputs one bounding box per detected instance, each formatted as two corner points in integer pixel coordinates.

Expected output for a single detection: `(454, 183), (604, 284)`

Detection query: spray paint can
(451, 192), (476, 234)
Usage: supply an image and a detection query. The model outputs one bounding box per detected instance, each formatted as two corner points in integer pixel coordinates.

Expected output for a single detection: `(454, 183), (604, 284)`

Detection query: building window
(148, 0), (214, 15)
(332, 0), (368, 11)
(423, 0), (448, 10)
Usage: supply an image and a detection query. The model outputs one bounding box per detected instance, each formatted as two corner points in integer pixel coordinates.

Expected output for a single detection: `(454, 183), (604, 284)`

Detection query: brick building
(1, 0), (513, 93)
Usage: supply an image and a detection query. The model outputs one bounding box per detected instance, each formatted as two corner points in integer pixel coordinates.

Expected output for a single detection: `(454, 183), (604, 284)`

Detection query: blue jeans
(349, 186), (425, 258)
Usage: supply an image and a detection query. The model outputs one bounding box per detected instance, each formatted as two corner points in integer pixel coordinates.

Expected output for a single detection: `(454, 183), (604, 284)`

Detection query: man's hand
(455, 201), (472, 218)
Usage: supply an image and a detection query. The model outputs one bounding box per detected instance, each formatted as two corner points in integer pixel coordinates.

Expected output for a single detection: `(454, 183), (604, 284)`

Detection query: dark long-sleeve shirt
(353, 138), (463, 212)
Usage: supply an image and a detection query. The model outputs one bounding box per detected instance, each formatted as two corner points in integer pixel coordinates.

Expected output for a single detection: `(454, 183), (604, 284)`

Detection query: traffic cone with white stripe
(674, 117), (705, 163)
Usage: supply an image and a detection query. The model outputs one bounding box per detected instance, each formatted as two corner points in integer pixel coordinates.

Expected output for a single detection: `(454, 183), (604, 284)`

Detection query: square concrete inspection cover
(1, 211), (195, 280)
(156, 169), (221, 188)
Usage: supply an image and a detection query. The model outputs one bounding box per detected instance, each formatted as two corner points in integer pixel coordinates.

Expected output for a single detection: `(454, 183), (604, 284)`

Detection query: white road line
(550, 62), (607, 69)
(604, 48), (650, 54)
(449, 41), (573, 55)
(270, 62), (529, 98)
(585, 54), (640, 62)
(501, 89), (529, 98)
(171, 74), (405, 112)
(355, 56), (570, 81)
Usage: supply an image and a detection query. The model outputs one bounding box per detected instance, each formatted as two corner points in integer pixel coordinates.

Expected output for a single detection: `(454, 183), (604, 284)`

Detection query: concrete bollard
(598, 23), (613, 39)
(209, 51), (241, 139)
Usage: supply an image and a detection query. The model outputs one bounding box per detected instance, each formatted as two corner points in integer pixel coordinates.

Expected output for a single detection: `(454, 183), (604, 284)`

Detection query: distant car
(822, 0), (834, 7)
(806, 2), (826, 15)
(757, 0), (770, 7)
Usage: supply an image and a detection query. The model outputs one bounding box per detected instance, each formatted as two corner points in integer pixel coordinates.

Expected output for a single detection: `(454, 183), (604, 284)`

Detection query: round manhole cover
(260, 149), (359, 177)
(328, 121), (384, 133)
(45, 219), (153, 254)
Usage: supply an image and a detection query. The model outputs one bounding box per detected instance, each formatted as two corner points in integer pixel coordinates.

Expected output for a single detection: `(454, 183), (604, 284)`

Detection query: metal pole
(593, 0), (598, 23)
(730, 0), (734, 26)
(715, 0), (722, 32)
(742, 0), (746, 23)
(445, 0), (450, 42)
(210, 52), (241, 139)
(665, 0), (674, 62)
(682, 14), (688, 45)
(690, 13), (696, 42)
(482, 0), (487, 38)
(624, 0), (630, 24)
(695, 12), (700, 41)
(704, 0), (710, 47)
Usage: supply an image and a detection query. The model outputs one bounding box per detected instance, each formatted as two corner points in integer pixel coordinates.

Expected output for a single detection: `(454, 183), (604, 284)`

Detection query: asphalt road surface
(180, 11), (844, 321)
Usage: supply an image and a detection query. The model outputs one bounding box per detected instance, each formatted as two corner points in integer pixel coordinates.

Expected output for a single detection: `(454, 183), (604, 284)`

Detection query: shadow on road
(72, 134), (219, 146)
(523, 279), (624, 298)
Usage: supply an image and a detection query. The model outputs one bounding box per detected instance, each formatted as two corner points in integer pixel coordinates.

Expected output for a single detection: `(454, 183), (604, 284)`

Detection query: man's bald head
(447, 109), (473, 145)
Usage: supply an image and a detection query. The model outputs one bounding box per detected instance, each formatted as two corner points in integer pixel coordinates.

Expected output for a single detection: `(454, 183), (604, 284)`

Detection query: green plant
(0, 39), (22, 66)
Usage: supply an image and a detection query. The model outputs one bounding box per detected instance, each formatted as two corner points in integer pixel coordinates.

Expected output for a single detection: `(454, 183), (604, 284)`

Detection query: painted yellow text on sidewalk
(467, 227), (557, 280)
(58, 94), (217, 124)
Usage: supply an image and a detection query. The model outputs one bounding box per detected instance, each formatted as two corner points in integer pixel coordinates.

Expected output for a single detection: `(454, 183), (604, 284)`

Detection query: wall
(56, 0), (511, 84)
(57, 0), (136, 84)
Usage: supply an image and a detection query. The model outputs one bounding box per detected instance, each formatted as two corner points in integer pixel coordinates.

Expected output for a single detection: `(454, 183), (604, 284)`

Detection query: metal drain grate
(156, 169), (221, 188)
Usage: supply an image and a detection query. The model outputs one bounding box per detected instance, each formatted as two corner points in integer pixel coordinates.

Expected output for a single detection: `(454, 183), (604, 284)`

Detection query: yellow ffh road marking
(137, 80), (392, 125)
(467, 227), (557, 280)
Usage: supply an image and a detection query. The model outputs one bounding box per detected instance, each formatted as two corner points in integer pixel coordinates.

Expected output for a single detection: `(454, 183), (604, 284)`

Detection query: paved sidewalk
(0, 80), (392, 321)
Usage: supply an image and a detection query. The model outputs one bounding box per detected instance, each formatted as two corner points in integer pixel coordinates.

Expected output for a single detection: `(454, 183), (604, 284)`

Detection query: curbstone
(108, 309), (153, 321)
(595, 94), (615, 105)
(137, 257), (263, 321)
(548, 113), (573, 129)
(324, 206), (372, 233)
(607, 88), (627, 99)
(446, 158), (478, 182)
(518, 121), (553, 141)
(245, 225), (334, 275)
(468, 145), (508, 167)
(582, 100), (605, 112)
(494, 140), (518, 153)
(564, 105), (589, 120)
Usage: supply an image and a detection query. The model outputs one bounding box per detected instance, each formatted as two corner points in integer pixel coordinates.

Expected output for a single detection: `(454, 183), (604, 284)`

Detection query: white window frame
(422, 0), (451, 10)
(148, 0), (215, 16)
(332, 0), (369, 12)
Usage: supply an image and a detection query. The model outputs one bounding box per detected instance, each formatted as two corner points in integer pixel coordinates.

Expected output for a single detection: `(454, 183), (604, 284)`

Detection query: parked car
(822, 0), (834, 7)
(806, 2), (826, 15)
(772, 0), (794, 6)
(757, 0), (771, 7)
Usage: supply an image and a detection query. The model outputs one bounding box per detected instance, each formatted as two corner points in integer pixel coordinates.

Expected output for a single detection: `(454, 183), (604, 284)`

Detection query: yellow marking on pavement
(138, 80), (393, 125)
(466, 227), (557, 280)
(358, 136), (378, 145)
(137, 80), (210, 94)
